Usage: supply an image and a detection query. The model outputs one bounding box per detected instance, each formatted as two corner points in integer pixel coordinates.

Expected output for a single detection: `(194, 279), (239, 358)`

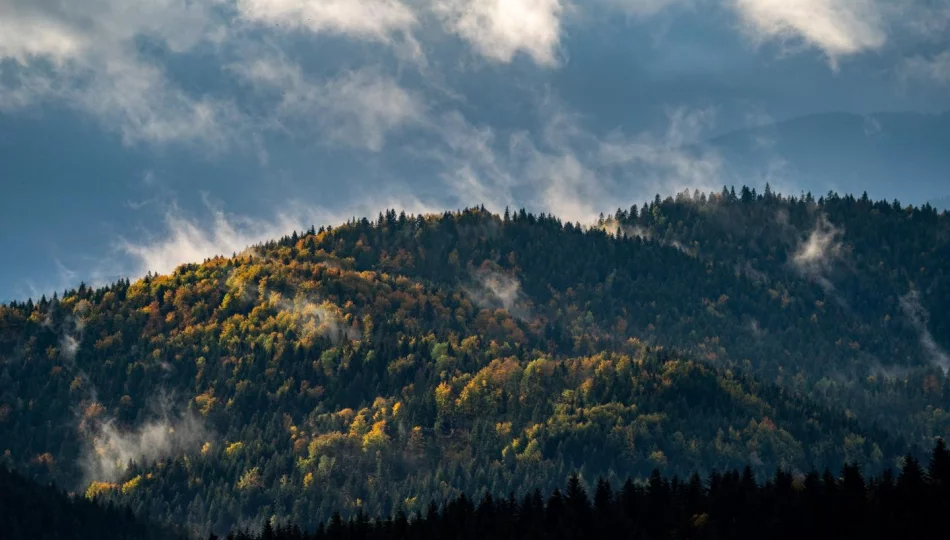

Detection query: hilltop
(1, 188), (948, 533)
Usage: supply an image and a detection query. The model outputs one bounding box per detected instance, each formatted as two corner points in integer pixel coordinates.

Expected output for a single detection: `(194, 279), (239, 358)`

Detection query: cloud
(234, 57), (425, 151)
(80, 57), (246, 148)
(899, 289), (950, 372)
(417, 102), (606, 224)
(598, 219), (698, 256)
(466, 268), (532, 319)
(117, 199), (315, 277)
(432, 0), (564, 66)
(596, 107), (724, 198)
(901, 51), (950, 86)
(425, 112), (517, 210)
(235, 0), (418, 43)
(275, 297), (361, 345)
(596, 0), (691, 17)
(116, 193), (441, 281)
(0, 0), (220, 63)
(417, 101), (724, 225)
(57, 300), (90, 362)
(513, 103), (722, 224)
(60, 334), (80, 360)
(897, 2), (950, 43)
(1, 57), (244, 148)
(731, 0), (886, 63)
(0, 13), (84, 65)
(80, 404), (208, 483)
(0, 0), (243, 148)
(791, 214), (843, 292)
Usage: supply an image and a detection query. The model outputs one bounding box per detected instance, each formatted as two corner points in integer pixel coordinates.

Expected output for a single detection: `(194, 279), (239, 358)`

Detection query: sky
(1, 0), (949, 301)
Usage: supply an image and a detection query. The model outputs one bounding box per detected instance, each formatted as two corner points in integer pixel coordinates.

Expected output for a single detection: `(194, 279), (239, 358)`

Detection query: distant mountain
(708, 112), (950, 205)
(1, 193), (948, 534)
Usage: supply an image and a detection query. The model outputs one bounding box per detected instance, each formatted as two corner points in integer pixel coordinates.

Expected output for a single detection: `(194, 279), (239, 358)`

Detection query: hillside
(0, 466), (182, 540)
(1, 190), (948, 534)
(222, 441), (950, 540)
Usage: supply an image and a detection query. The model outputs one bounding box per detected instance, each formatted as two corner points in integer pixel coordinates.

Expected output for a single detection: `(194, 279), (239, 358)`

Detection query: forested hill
(222, 440), (950, 540)
(0, 188), (948, 534)
(0, 466), (183, 540)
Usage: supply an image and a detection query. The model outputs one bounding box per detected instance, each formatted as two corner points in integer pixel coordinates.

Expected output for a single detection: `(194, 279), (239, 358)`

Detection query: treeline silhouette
(0, 466), (184, 540)
(219, 439), (950, 540)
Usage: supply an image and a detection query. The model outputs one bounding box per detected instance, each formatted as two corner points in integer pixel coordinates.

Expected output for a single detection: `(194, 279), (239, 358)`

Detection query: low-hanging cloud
(276, 296), (362, 345)
(118, 201), (310, 278)
(418, 102), (725, 225)
(597, 107), (724, 199)
(57, 300), (91, 362)
(899, 289), (950, 372)
(466, 268), (532, 320)
(115, 193), (440, 282)
(598, 219), (698, 257)
(790, 214), (844, 293)
(80, 406), (208, 484)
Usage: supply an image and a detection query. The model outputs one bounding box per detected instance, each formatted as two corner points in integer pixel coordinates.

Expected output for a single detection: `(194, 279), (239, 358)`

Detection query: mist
(899, 289), (950, 372)
(466, 268), (532, 320)
(277, 296), (361, 345)
(79, 398), (208, 484)
(791, 214), (844, 294)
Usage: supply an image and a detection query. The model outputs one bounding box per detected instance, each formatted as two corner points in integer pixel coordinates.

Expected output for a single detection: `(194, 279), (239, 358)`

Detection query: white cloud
(420, 102), (723, 225)
(432, 0), (564, 66)
(235, 0), (417, 42)
(732, 0), (886, 62)
(0, 0), (241, 148)
(234, 57), (425, 151)
(901, 51), (950, 85)
(118, 200), (311, 277)
(84, 58), (245, 147)
(116, 194), (441, 279)
(420, 99), (608, 223)
(0, 14), (85, 65)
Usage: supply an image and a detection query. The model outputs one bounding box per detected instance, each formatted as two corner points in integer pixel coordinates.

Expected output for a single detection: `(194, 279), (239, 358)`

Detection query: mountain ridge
(1, 190), (948, 534)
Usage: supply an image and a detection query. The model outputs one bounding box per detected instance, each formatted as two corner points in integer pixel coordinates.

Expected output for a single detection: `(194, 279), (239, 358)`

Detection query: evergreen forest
(1, 188), (948, 536)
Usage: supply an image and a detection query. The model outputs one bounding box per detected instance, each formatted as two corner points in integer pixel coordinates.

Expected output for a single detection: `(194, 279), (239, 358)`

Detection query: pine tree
(929, 439), (950, 483)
